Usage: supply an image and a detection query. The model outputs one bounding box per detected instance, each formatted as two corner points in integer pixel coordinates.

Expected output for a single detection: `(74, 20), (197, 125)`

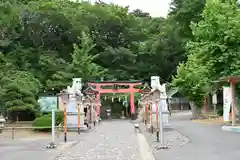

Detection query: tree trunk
(189, 101), (201, 119)
(207, 94), (212, 112)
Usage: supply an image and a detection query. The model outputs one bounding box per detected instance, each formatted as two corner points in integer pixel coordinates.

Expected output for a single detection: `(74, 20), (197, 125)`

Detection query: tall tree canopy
(0, 0), (189, 116)
(172, 0), (240, 117)
(3, 0), (225, 119)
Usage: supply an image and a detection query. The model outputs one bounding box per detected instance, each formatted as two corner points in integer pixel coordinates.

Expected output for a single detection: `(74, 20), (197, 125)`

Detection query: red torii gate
(87, 81), (143, 119)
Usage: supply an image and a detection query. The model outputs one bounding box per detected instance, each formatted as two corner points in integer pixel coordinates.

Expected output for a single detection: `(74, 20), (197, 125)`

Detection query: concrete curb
(137, 133), (155, 160)
(222, 125), (240, 133)
(133, 122), (155, 160)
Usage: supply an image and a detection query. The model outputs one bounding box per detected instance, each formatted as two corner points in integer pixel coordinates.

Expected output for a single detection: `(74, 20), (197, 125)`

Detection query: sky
(91, 0), (172, 17)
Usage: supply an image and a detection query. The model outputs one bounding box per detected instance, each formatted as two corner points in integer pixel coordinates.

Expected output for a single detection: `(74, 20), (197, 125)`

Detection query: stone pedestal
(65, 78), (86, 129)
(150, 76), (169, 127)
(151, 103), (169, 128)
(131, 113), (137, 120)
(121, 111), (126, 119)
(159, 97), (169, 125)
(66, 99), (85, 130)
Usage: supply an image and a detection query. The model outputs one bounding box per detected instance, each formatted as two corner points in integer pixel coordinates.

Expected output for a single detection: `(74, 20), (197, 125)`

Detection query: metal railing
(168, 97), (190, 111)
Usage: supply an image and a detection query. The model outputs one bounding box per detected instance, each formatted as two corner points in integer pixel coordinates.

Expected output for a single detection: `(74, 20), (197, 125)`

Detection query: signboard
(38, 96), (58, 112)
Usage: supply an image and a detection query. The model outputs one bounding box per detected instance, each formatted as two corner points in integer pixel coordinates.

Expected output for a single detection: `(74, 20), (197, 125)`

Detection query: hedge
(32, 115), (52, 132)
(32, 111), (64, 132)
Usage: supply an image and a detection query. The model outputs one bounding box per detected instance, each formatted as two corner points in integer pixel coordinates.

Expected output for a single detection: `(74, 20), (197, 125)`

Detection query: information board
(38, 96), (58, 112)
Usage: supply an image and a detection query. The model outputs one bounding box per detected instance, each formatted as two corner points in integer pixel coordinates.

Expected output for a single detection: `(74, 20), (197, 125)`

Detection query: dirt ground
(0, 129), (53, 139)
(192, 117), (224, 125)
(0, 129), (81, 140)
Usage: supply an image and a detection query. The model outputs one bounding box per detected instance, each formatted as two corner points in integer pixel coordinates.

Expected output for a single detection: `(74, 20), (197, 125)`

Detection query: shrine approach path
(56, 120), (142, 160)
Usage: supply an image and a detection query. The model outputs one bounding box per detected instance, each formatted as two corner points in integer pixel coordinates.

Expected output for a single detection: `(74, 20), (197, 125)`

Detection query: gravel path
(56, 120), (139, 160)
(139, 122), (189, 156)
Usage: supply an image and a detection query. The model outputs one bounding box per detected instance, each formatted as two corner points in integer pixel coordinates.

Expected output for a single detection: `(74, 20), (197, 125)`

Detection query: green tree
(172, 0), (240, 118)
(0, 0), (194, 118)
(71, 32), (106, 81)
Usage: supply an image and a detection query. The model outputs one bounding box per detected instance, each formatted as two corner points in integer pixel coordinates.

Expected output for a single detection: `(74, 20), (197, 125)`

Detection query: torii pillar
(88, 81), (142, 120)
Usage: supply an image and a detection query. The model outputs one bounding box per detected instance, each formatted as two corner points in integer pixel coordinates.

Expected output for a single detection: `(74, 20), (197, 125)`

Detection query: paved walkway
(1, 120), (154, 160)
(0, 137), (58, 160)
(0, 132), (81, 160)
(160, 113), (240, 160)
(56, 120), (140, 160)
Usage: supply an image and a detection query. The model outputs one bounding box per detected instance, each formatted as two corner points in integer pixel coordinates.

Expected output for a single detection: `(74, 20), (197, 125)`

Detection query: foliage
(7, 106), (40, 121)
(70, 32), (107, 81)
(172, 0), (240, 108)
(0, 70), (41, 118)
(169, 0), (206, 39)
(32, 114), (52, 132)
(49, 111), (64, 125)
(1, 0), (205, 116)
(32, 111), (63, 132)
(172, 54), (211, 106)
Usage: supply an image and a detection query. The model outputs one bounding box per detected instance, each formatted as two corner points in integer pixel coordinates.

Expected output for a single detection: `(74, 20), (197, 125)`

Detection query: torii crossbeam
(87, 80), (143, 119)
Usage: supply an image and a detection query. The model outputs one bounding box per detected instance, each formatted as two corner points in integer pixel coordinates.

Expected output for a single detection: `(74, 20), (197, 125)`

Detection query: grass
(192, 114), (240, 125)
(0, 129), (52, 139)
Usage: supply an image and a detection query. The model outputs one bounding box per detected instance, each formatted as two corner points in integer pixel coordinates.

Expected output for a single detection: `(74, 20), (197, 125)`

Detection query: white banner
(223, 86), (232, 121)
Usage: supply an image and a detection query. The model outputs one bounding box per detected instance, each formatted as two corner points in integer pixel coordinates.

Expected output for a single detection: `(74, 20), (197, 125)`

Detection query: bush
(32, 111), (64, 132)
(32, 115), (52, 132)
(50, 111), (64, 125)
(42, 111), (64, 125)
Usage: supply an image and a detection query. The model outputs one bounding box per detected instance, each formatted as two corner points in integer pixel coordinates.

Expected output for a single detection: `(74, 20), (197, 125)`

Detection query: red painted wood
(95, 89), (140, 93)
(87, 81), (142, 117)
(130, 92), (135, 114)
(88, 82), (142, 86)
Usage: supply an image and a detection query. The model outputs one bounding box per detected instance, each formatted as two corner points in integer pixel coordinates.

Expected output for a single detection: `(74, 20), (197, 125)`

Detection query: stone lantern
(150, 89), (167, 147)
(83, 86), (99, 126)
(60, 89), (70, 104)
(83, 96), (91, 128)
(151, 89), (161, 102)
(91, 98), (100, 125)
(60, 89), (70, 142)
